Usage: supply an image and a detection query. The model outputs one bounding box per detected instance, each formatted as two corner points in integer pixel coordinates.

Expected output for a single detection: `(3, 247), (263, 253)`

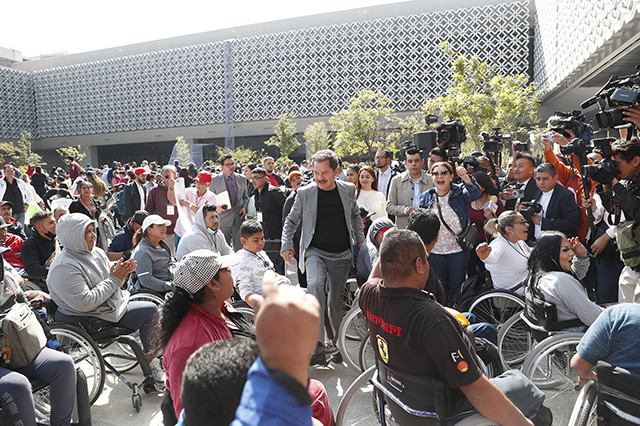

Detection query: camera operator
(541, 112), (594, 242)
(591, 138), (640, 303)
(427, 147), (447, 172)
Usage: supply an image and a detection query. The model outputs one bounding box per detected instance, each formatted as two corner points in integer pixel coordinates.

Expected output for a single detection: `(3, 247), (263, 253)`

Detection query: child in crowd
(232, 220), (291, 302)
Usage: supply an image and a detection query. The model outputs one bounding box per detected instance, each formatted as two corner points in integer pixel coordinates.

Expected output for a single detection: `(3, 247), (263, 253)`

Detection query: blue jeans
(1, 348), (77, 426)
(463, 313), (498, 345)
(430, 251), (470, 305)
(13, 211), (26, 225)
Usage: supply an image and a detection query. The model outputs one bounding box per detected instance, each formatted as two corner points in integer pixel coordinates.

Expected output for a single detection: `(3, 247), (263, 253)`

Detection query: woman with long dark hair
(356, 165), (387, 221)
(156, 250), (245, 416)
(525, 231), (603, 330)
(68, 181), (100, 221)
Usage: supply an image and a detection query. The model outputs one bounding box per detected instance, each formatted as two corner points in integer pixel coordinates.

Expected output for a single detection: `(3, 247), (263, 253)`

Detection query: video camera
(410, 118), (467, 161)
(481, 128), (514, 153)
(581, 65), (640, 132)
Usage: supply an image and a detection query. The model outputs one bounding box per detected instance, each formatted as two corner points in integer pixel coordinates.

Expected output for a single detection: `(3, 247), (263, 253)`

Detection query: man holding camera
(591, 139), (640, 303)
(502, 152), (537, 211)
(531, 163), (580, 239)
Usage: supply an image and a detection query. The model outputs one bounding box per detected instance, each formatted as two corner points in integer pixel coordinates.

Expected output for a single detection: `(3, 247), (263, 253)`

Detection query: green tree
(330, 90), (397, 158)
(0, 143), (20, 166)
(15, 131), (44, 168)
(174, 136), (191, 167)
(400, 42), (545, 152)
(304, 122), (331, 156)
(56, 145), (86, 165)
(216, 145), (265, 165)
(264, 109), (300, 161)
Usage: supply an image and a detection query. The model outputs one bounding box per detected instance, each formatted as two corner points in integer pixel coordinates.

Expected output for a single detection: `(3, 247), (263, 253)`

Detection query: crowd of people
(3, 105), (640, 426)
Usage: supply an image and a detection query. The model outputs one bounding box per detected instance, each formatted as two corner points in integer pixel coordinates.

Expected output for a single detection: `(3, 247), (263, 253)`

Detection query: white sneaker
(149, 357), (165, 390)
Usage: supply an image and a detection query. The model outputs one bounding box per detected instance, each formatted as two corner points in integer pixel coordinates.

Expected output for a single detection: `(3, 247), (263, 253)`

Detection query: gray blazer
(281, 180), (365, 273)
(209, 172), (248, 228)
(386, 170), (434, 229)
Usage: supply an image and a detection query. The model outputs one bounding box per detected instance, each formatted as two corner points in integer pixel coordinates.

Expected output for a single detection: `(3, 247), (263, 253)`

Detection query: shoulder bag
(435, 193), (479, 252)
(2, 302), (48, 369)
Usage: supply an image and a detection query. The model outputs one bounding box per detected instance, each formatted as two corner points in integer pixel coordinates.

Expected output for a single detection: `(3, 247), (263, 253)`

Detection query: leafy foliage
(264, 109), (301, 160)
(0, 143), (20, 167)
(56, 145), (86, 165)
(15, 131), (45, 168)
(399, 42), (545, 152)
(216, 145), (265, 166)
(174, 136), (191, 166)
(304, 121), (331, 156)
(330, 90), (398, 158)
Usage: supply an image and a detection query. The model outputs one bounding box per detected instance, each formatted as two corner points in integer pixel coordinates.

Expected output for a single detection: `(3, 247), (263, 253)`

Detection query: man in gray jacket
(176, 204), (233, 260)
(281, 150), (365, 365)
(386, 148), (434, 229)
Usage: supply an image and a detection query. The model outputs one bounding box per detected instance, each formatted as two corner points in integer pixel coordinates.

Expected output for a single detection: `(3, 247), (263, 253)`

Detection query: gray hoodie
(175, 205), (233, 261)
(48, 213), (129, 323)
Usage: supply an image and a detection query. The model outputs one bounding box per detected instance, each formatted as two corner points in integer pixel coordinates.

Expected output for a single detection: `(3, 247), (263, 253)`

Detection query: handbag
(435, 193), (479, 252)
(1, 303), (48, 369)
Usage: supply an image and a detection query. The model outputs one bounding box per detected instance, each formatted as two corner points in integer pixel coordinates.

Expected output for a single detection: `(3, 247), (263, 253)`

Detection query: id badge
(257, 212), (263, 222)
(167, 205), (175, 215)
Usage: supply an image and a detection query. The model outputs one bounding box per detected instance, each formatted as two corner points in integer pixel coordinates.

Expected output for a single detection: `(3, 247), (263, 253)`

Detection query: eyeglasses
(251, 176), (266, 182)
(223, 163), (234, 167)
(513, 220), (528, 226)
(432, 171), (450, 177)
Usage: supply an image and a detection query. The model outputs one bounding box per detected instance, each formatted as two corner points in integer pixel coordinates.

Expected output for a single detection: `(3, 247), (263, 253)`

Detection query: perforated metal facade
(0, 67), (36, 140)
(1, 1), (530, 141)
(533, 0), (640, 92)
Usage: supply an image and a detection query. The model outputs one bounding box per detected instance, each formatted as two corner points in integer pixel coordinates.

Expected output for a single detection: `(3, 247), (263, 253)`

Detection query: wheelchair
(0, 367), (92, 426)
(568, 362), (640, 426)
(336, 361), (500, 426)
(48, 303), (162, 412)
(467, 289), (525, 331)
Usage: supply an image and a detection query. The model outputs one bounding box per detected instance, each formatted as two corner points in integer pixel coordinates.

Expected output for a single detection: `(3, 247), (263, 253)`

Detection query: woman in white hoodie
(47, 213), (164, 382)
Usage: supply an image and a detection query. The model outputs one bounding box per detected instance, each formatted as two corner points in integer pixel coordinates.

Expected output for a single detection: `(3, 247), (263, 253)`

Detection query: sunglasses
(432, 171), (450, 177)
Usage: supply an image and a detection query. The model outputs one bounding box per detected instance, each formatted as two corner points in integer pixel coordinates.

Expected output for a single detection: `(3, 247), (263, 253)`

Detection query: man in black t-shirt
(281, 150), (365, 365)
(359, 230), (547, 426)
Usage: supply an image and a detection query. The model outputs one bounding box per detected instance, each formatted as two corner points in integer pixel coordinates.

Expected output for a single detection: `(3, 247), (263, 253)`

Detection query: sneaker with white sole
(149, 357), (166, 390)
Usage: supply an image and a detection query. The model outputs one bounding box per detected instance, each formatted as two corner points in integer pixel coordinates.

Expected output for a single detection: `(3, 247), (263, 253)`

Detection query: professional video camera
(411, 118), (467, 163)
(582, 137), (617, 181)
(548, 110), (593, 143)
(480, 128), (512, 153)
(519, 200), (542, 222)
(581, 65), (640, 132)
(437, 119), (467, 151)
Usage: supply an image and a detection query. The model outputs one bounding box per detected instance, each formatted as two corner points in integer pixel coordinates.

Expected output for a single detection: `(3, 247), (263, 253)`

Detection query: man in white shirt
(168, 171), (218, 245)
(375, 148), (396, 198)
(530, 163), (580, 239)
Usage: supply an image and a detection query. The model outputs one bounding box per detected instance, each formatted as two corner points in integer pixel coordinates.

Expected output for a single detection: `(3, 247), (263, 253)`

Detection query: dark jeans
(0, 348), (76, 426)
(596, 258), (624, 304)
(55, 301), (158, 354)
(430, 251), (470, 305)
(463, 312), (498, 345)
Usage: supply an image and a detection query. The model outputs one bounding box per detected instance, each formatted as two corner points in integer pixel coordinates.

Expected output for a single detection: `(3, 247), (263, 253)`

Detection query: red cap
(194, 171), (212, 184)
(134, 167), (147, 175)
(379, 227), (393, 235)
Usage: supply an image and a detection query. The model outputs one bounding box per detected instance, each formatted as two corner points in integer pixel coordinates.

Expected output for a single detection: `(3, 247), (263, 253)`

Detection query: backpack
(614, 221), (640, 268)
(116, 190), (126, 215)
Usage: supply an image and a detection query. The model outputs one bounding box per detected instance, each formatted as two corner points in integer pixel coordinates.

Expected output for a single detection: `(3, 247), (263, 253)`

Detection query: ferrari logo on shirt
(457, 361), (469, 373)
(377, 335), (389, 364)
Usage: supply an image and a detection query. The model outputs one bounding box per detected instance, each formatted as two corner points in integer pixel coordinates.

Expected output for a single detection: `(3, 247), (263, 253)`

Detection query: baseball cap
(0, 201), (13, 209)
(194, 171), (212, 184)
(174, 250), (240, 295)
(0, 217), (10, 229)
(379, 227), (393, 235)
(141, 214), (171, 232)
(288, 170), (303, 181)
(132, 210), (150, 226)
(134, 167), (147, 175)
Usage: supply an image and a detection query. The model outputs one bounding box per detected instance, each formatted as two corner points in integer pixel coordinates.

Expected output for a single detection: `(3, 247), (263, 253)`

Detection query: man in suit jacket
(281, 150), (365, 365)
(209, 154), (248, 250)
(123, 167), (148, 220)
(503, 152), (538, 211)
(386, 148), (434, 229)
(530, 163), (580, 239)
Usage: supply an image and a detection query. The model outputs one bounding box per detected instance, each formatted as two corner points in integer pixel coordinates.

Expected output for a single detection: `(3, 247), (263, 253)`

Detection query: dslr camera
(582, 137), (617, 181)
(519, 200), (542, 222)
(581, 66), (640, 131)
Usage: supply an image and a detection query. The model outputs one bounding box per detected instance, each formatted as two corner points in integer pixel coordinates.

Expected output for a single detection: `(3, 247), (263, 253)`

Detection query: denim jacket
(418, 178), (481, 229)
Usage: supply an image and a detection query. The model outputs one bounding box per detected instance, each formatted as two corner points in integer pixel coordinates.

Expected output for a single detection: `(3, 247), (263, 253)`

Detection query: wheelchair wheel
(358, 335), (376, 373)
(521, 332), (584, 426)
(343, 278), (359, 312)
(468, 291), (524, 331)
(129, 290), (165, 308)
(231, 301), (256, 325)
(337, 305), (368, 371)
(497, 313), (536, 370)
(335, 366), (379, 426)
(50, 323), (105, 405)
(568, 380), (597, 426)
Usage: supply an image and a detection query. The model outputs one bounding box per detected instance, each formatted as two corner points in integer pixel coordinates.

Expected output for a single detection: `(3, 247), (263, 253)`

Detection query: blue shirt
(577, 304), (640, 374)
(106, 224), (135, 253)
(232, 356), (312, 426)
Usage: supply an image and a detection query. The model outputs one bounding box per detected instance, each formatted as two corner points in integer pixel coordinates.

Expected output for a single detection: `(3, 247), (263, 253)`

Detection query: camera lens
(595, 108), (625, 130)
